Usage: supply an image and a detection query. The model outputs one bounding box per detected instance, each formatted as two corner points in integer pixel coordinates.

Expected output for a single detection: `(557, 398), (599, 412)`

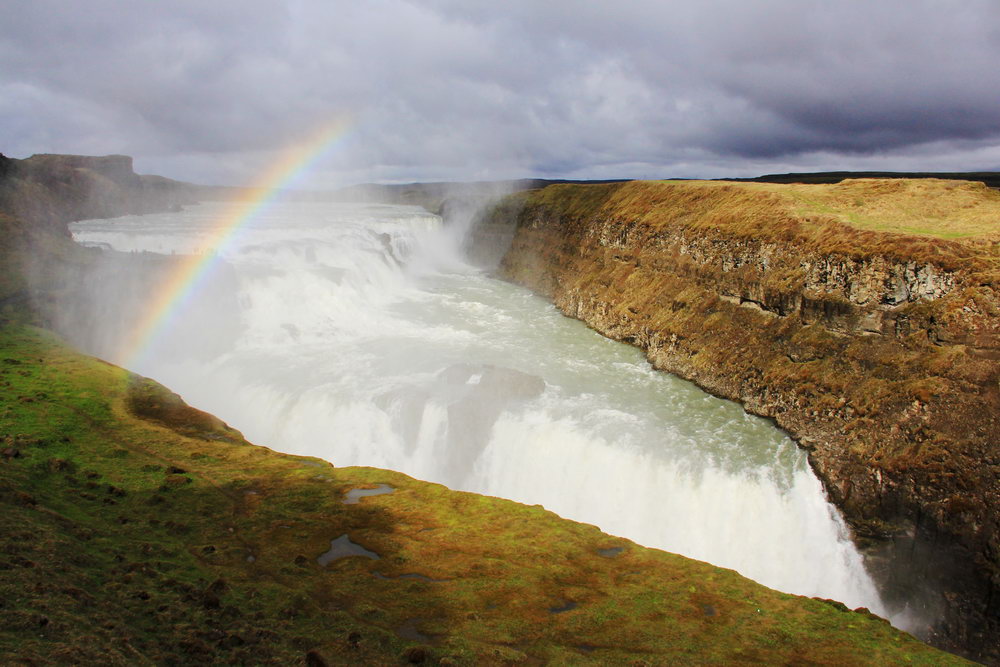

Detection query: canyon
(0, 154), (994, 663)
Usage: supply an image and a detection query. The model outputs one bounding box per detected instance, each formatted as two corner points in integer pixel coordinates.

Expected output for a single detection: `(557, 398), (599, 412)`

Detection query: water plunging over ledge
(66, 200), (900, 625)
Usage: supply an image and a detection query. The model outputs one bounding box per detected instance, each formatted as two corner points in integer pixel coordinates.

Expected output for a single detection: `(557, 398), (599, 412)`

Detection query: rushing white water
(69, 200), (891, 619)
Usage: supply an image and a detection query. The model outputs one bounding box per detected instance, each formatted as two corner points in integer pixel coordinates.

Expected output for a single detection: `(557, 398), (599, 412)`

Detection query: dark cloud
(2, 0), (999, 185)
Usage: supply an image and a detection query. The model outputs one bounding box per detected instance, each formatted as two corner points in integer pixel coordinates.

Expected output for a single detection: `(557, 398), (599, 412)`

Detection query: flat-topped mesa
(0, 152), (199, 232)
(477, 178), (1000, 663)
(23, 153), (139, 186)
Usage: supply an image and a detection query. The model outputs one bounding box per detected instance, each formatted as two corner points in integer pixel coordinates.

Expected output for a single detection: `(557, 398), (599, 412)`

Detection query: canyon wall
(479, 179), (1000, 662)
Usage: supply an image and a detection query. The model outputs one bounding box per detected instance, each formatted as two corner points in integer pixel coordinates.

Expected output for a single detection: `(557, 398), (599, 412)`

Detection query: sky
(3, 0), (1000, 188)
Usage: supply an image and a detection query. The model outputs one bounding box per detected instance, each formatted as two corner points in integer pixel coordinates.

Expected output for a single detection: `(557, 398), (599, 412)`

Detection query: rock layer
(484, 179), (1000, 663)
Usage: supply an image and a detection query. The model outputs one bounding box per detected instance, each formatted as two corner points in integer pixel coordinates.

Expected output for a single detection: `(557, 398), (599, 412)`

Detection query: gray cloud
(2, 0), (999, 185)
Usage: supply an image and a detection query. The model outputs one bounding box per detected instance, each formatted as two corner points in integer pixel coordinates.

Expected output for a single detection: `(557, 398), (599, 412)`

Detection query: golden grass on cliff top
(779, 178), (1000, 240)
(642, 178), (1000, 241)
(528, 178), (1000, 275)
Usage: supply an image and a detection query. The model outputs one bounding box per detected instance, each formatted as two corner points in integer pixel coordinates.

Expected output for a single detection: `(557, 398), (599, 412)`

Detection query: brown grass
(519, 179), (1000, 278)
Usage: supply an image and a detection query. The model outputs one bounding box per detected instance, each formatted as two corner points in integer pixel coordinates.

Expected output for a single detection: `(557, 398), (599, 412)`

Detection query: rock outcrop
(481, 179), (1000, 663)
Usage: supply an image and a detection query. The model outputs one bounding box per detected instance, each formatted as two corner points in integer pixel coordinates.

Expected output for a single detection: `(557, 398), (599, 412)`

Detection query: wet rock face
(485, 185), (1000, 663)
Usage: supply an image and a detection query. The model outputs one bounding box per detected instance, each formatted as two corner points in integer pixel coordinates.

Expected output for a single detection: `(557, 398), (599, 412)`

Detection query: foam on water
(69, 200), (896, 621)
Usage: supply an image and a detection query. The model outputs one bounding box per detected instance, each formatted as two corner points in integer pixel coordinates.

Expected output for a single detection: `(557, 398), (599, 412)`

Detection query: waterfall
(65, 198), (899, 623)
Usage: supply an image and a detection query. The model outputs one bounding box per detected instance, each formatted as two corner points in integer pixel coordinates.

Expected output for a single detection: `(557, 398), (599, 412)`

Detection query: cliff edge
(486, 178), (1000, 662)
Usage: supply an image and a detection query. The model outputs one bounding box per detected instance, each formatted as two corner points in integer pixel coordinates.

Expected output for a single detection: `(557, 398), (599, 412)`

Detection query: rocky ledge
(478, 178), (1000, 663)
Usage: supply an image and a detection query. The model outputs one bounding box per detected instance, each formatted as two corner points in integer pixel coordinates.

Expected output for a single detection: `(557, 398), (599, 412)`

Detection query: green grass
(0, 322), (968, 665)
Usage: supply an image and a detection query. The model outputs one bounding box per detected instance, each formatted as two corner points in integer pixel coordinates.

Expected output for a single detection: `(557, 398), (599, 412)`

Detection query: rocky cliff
(0, 153), (199, 234)
(482, 178), (1000, 663)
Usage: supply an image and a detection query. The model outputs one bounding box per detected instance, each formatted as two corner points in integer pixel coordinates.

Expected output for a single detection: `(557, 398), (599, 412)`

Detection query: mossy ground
(0, 322), (966, 665)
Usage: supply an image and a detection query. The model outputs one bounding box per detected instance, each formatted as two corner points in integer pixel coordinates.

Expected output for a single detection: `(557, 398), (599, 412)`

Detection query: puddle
(317, 535), (380, 565)
(702, 604), (717, 617)
(343, 484), (396, 504)
(549, 600), (578, 614)
(597, 546), (624, 557)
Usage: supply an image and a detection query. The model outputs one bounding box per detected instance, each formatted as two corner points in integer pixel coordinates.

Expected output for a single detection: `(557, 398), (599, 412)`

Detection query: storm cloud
(3, 0), (1000, 186)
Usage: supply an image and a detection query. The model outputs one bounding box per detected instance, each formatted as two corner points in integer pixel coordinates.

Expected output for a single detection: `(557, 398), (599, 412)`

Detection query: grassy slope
(0, 322), (964, 665)
(775, 178), (1000, 240)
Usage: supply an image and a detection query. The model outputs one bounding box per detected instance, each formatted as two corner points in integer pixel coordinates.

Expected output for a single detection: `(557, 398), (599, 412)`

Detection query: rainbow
(119, 119), (353, 368)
